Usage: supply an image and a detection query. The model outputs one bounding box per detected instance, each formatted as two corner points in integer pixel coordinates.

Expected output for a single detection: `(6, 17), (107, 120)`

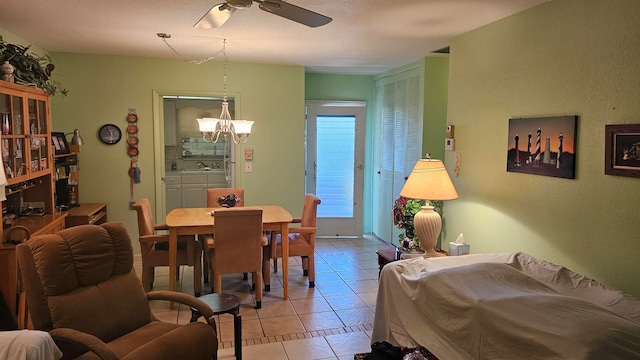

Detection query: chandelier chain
(222, 39), (228, 99)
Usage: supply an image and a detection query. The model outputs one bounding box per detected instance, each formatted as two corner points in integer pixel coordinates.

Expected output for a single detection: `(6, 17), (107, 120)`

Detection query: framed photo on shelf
(51, 132), (70, 155)
(605, 124), (640, 178)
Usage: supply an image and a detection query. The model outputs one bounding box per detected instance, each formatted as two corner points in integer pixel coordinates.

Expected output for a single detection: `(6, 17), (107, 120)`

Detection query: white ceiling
(0, 0), (549, 75)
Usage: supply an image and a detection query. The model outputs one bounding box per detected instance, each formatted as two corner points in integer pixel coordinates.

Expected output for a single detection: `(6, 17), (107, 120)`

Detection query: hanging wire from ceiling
(156, 33), (225, 65)
(156, 34), (253, 145)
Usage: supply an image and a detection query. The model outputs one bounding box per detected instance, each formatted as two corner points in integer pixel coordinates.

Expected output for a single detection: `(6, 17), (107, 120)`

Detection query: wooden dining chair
(263, 194), (321, 290)
(132, 198), (203, 296)
(206, 207), (267, 309)
(202, 188), (245, 284)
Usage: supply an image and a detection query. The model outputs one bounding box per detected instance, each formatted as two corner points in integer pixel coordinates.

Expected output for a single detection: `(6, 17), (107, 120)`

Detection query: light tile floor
(135, 235), (394, 360)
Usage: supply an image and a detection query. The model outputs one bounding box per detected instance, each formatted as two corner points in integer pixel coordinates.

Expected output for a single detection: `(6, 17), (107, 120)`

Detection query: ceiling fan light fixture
(258, 1), (281, 13)
(226, 0), (253, 9)
(194, 3), (237, 29)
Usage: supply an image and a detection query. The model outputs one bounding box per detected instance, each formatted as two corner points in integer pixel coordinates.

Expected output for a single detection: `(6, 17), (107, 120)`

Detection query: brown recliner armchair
(263, 194), (321, 290)
(16, 223), (218, 360)
(133, 198), (202, 296)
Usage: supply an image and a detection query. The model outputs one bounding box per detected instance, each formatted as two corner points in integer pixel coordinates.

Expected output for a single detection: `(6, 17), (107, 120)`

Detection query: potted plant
(0, 36), (68, 96)
(393, 196), (443, 249)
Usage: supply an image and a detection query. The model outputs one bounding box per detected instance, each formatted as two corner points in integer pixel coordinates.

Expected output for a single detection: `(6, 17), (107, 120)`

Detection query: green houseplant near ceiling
(0, 36), (68, 96)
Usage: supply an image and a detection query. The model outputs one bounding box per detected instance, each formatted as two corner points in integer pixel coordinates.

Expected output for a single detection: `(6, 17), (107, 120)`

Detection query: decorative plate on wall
(98, 124), (122, 145)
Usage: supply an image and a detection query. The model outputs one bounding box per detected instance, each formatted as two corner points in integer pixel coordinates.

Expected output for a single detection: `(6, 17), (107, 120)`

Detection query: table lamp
(400, 157), (458, 257)
(66, 129), (84, 153)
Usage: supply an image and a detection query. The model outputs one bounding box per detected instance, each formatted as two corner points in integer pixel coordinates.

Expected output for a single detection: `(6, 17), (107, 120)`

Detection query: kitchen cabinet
(165, 175), (182, 214)
(181, 174), (208, 208)
(165, 172), (229, 212)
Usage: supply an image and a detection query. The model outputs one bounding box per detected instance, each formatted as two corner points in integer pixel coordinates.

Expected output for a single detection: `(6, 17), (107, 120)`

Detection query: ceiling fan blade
(194, 3), (237, 29)
(258, 0), (331, 27)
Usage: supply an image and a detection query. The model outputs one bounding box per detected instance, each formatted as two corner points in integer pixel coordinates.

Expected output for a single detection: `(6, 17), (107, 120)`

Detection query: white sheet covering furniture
(0, 330), (62, 360)
(372, 252), (640, 359)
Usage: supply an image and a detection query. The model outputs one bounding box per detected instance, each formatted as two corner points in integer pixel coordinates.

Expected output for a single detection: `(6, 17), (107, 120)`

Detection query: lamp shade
(400, 159), (458, 201)
(197, 118), (220, 132)
(231, 120), (254, 135)
(70, 129), (84, 145)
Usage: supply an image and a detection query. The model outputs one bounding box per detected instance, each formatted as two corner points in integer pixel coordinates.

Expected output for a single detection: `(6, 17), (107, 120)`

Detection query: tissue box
(448, 242), (470, 256)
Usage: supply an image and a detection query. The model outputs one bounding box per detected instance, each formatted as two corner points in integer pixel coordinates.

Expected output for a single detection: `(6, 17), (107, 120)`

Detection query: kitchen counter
(165, 169), (226, 175)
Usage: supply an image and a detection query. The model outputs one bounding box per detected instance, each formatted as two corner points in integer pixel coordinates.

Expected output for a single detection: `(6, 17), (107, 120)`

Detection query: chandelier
(196, 39), (253, 144)
(157, 34), (253, 144)
(197, 98), (253, 144)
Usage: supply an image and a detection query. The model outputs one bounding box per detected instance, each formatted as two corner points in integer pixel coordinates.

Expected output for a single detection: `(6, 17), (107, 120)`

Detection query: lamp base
(414, 206), (445, 258)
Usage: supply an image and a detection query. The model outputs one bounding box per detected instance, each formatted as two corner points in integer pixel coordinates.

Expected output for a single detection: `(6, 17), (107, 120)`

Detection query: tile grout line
(220, 323), (374, 349)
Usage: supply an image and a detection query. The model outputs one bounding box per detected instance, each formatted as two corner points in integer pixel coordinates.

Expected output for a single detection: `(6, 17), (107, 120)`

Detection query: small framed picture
(605, 124), (640, 178)
(51, 132), (70, 155)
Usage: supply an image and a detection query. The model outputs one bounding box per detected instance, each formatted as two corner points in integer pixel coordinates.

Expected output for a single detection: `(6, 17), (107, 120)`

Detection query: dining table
(165, 205), (293, 308)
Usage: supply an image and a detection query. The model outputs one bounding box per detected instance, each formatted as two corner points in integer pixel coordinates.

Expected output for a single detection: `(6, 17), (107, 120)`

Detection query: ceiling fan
(195, 0), (332, 28)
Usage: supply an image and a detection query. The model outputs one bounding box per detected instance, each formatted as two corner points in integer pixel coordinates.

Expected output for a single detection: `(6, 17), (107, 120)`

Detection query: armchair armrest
(154, 224), (169, 231)
(147, 291), (217, 328)
(49, 328), (119, 360)
(139, 234), (169, 244)
(289, 226), (316, 235)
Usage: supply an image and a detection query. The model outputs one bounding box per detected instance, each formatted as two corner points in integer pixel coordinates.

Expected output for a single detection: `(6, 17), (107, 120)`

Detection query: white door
(372, 65), (423, 244)
(306, 101), (366, 237)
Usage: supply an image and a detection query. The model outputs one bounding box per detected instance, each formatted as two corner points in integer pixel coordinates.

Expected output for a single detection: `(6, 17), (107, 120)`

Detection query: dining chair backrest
(212, 207), (263, 274)
(133, 198), (155, 236)
(207, 188), (245, 208)
(132, 198), (202, 295)
(300, 193), (321, 231)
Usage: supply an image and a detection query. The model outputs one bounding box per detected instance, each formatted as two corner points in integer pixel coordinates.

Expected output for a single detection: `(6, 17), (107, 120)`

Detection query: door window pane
(316, 115), (355, 217)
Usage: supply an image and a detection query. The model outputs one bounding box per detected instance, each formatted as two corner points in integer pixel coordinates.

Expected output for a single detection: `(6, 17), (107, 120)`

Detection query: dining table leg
(280, 222), (289, 300)
(168, 226), (178, 309)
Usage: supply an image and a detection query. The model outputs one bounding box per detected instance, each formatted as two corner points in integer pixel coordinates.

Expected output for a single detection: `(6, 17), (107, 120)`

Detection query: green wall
(423, 57), (449, 161)
(46, 53), (306, 240)
(304, 73), (375, 232)
(445, 0), (640, 296)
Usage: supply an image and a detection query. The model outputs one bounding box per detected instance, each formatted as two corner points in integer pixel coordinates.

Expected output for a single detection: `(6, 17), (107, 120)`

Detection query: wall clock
(99, 124), (122, 145)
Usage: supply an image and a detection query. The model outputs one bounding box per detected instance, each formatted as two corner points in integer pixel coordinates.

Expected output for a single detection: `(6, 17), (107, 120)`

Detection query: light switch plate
(244, 162), (253, 173)
(445, 138), (455, 151)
